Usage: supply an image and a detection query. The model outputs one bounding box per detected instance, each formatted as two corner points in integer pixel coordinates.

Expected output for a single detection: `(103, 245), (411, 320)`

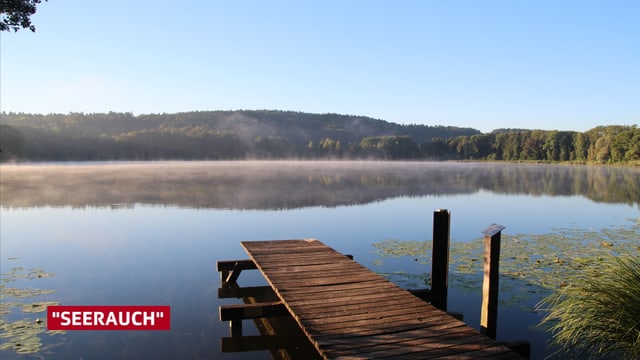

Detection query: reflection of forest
(1, 161), (638, 209)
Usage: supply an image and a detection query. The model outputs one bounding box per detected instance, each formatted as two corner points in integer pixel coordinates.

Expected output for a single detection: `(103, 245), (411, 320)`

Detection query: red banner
(47, 306), (170, 330)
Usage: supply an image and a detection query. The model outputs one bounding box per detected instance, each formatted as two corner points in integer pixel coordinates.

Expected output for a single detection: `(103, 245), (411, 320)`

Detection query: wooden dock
(220, 239), (526, 359)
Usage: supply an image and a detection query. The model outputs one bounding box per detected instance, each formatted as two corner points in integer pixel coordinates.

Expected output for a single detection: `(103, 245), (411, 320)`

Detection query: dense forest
(0, 111), (638, 164)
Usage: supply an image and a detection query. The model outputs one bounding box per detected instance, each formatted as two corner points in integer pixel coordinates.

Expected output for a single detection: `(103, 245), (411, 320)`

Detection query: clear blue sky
(1, 1), (638, 133)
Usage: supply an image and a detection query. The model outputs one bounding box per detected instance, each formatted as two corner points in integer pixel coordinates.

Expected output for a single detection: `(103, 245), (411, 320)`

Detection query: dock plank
(240, 239), (524, 359)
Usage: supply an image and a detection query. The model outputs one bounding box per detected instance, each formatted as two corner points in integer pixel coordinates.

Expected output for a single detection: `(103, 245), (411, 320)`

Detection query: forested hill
(0, 111), (638, 164)
(0, 111), (477, 160)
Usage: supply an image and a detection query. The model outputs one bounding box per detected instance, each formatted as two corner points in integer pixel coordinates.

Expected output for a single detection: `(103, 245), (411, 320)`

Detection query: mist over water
(2, 161), (638, 209)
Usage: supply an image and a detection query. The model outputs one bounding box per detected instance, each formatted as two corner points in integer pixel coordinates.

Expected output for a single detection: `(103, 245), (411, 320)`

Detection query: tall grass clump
(537, 255), (640, 359)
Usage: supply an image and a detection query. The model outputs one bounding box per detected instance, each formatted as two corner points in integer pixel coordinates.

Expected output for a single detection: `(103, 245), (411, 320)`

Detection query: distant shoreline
(1, 112), (637, 165)
(1, 159), (638, 168)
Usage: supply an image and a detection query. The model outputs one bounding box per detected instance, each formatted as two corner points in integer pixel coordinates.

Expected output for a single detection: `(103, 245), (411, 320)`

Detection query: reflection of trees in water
(1, 161), (638, 209)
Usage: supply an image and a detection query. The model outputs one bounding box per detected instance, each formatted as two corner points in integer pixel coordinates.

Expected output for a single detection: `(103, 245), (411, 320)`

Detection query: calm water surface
(1, 161), (638, 359)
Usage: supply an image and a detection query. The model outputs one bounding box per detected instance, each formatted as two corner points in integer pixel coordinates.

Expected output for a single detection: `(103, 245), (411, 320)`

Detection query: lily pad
(26, 268), (55, 279)
(22, 301), (60, 313)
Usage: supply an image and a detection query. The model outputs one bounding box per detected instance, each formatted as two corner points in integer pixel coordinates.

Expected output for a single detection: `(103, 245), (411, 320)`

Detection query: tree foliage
(0, 111), (476, 161)
(0, 111), (637, 164)
(0, 0), (46, 32)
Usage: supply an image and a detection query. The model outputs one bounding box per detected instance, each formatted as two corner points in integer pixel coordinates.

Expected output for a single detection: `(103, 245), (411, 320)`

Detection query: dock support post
(431, 209), (450, 311)
(226, 262), (243, 284)
(480, 223), (505, 339)
(230, 320), (243, 337)
(218, 260), (258, 287)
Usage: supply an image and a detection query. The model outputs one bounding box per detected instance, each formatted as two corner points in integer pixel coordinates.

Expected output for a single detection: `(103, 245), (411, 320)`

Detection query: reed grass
(537, 255), (640, 359)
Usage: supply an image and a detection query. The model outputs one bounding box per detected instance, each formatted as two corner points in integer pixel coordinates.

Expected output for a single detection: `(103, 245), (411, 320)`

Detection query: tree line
(0, 111), (637, 164)
(443, 126), (640, 164)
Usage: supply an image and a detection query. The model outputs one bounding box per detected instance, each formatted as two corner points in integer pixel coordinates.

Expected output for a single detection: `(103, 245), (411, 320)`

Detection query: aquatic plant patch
(372, 219), (640, 310)
(0, 261), (64, 355)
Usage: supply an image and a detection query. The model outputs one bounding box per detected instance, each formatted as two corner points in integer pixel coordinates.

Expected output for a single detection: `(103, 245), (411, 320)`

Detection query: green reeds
(537, 255), (640, 359)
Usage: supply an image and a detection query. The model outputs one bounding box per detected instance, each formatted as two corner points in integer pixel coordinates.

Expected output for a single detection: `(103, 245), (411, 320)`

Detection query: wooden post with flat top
(480, 223), (505, 339)
(430, 209), (450, 311)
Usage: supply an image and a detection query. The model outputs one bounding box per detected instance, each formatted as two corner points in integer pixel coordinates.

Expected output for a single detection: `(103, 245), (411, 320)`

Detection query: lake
(1, 161), (638, 359)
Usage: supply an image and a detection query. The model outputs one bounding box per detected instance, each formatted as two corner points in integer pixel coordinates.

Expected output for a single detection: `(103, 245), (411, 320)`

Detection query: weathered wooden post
(431, 209), (450, 311)
(480, 223), (505, 339)
(230, 319), (243, 337)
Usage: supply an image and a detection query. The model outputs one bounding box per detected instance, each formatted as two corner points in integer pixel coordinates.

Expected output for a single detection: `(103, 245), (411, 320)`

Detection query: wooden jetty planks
(241, 239), (524, 359)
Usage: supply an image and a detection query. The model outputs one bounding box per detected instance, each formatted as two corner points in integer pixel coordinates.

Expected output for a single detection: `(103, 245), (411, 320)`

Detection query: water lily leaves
(1, 267), (23, 282)
(26, 268), (54, 280)
(1, 286), (55, 299)
(1, 266), (54, 282)
(0, 319), (44, 354)
(0, 263), (62, 355)
(22, 301), (60, 313)
(372, 239), (431, 260)
(372, 219), (639, 311)
(0, 301), (15, 316)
